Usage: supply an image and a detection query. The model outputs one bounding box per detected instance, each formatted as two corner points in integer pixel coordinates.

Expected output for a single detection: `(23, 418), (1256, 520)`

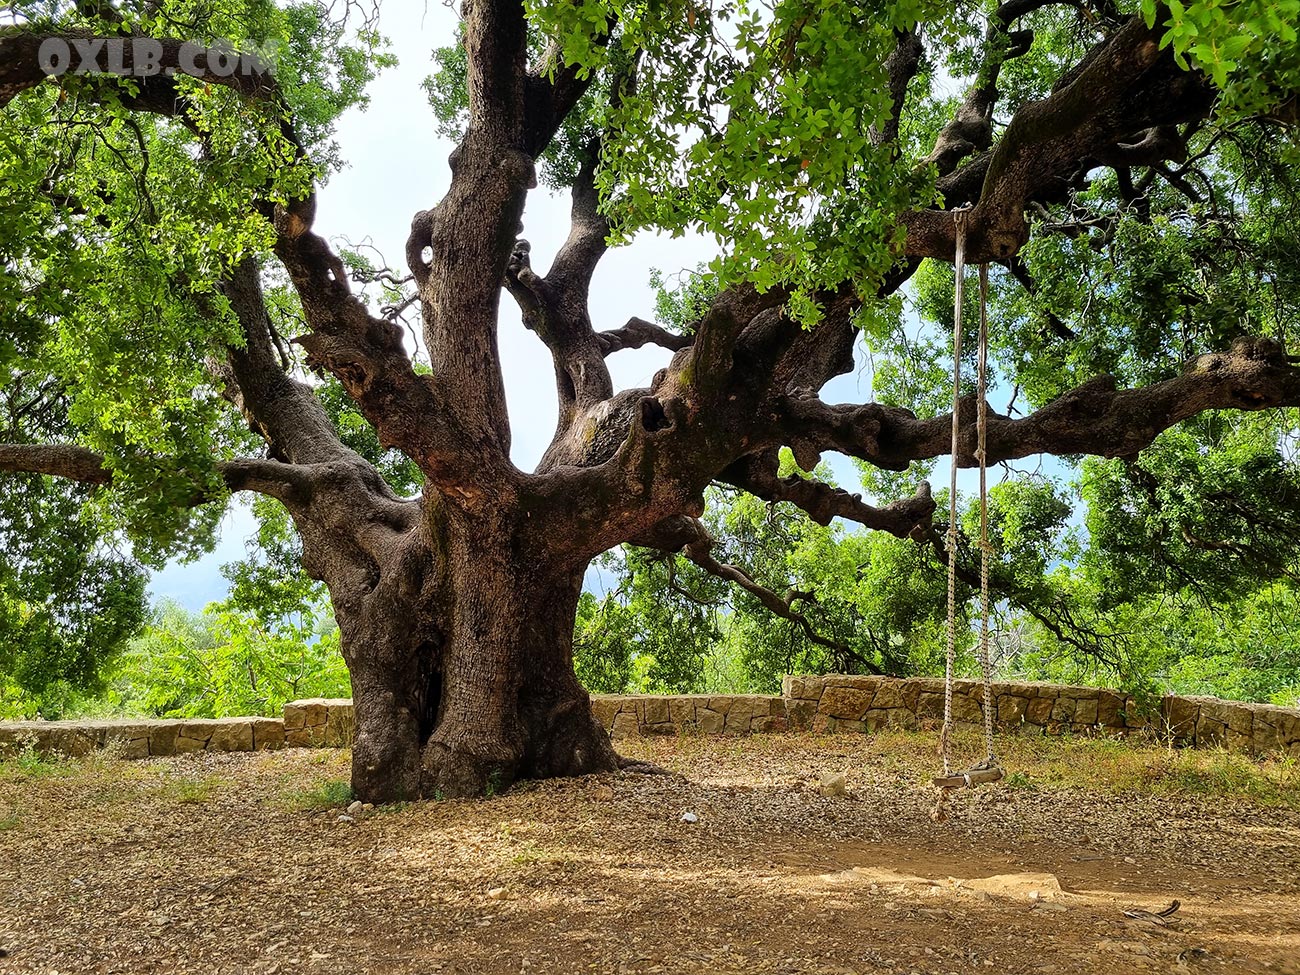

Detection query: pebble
(346, 800), (364, 817)
(680, 811), (699, 823)
(336, 814), (354, 824)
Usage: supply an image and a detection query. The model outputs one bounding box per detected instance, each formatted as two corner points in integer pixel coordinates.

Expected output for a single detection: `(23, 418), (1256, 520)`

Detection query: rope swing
(933, 208), (1004, 794)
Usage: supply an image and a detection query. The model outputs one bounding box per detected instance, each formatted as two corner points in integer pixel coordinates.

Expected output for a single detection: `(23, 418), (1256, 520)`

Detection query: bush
(106, 598), (350, 718)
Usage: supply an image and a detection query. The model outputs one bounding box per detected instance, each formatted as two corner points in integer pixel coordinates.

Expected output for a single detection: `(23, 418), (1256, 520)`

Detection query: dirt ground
(0, 732), (1297, 975)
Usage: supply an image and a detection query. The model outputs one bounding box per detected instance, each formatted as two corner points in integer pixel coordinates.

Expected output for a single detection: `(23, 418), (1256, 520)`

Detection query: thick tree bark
(333, 505), (618, 804)
(337, 590), (443, 804)
(420, 512), (619, 798)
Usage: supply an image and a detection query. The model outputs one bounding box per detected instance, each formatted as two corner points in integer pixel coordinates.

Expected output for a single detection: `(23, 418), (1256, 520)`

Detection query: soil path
(0, 734), (1296, 974)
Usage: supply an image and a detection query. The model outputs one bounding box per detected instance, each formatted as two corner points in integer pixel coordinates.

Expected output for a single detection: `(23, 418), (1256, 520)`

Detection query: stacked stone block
(282, 698), (354, 747)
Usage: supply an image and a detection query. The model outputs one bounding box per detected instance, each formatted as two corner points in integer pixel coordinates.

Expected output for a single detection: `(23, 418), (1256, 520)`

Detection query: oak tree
(2, 0), (1299, 799)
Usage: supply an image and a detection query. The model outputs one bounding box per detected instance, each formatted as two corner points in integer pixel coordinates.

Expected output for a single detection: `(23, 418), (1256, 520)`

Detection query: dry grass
(626, 727), (1300, 808)
(864, 728), (1300, 808)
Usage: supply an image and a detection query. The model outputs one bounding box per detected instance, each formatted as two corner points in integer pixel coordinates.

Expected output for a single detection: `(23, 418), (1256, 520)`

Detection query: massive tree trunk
(421, 514), (620, 798)
(336, 504), (618, 804)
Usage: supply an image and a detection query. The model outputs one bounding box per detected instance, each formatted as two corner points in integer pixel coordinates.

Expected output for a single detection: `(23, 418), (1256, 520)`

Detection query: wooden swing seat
(931, 765), (1004, 790)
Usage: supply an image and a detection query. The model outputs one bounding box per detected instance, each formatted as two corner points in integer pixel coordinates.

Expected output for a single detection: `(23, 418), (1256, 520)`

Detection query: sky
(149, 1), (1003, 611)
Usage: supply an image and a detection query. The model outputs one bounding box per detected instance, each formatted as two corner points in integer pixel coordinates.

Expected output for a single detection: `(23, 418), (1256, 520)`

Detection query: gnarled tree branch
(217, 258), (355, 467)
(411, 0), (536, 470)
(0, 30), (277, 109)
(595, 317), (692, 356)
(272, 195), (453, 479)
(721, 450), (935, 538)
(676, 519), (881, 673)
(777, 337), (1300, 470)
(903, 14), (1215, 262)
(871, 29), (924, 149)
(0, 443), (315, 505)
(504, 149), (616, 423)
(0, 443), (111, 484)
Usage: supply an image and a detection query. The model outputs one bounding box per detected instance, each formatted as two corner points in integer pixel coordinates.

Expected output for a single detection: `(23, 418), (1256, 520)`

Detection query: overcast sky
(150, 2), (987, 610)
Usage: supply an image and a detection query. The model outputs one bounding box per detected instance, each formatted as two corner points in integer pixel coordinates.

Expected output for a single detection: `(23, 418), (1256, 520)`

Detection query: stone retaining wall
(2, 680), (1298, 760)
(781, 675), (1300, 757)
(0, 716), (285, 759)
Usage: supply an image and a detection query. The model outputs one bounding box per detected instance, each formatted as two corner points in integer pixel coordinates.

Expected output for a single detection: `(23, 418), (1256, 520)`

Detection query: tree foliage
(0, 363), (147, 719)
(0, 474), (147, 718)
(0, 0), (391, 556)
(587, 445), (1300, 706)
(109, 596), (347, 719)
